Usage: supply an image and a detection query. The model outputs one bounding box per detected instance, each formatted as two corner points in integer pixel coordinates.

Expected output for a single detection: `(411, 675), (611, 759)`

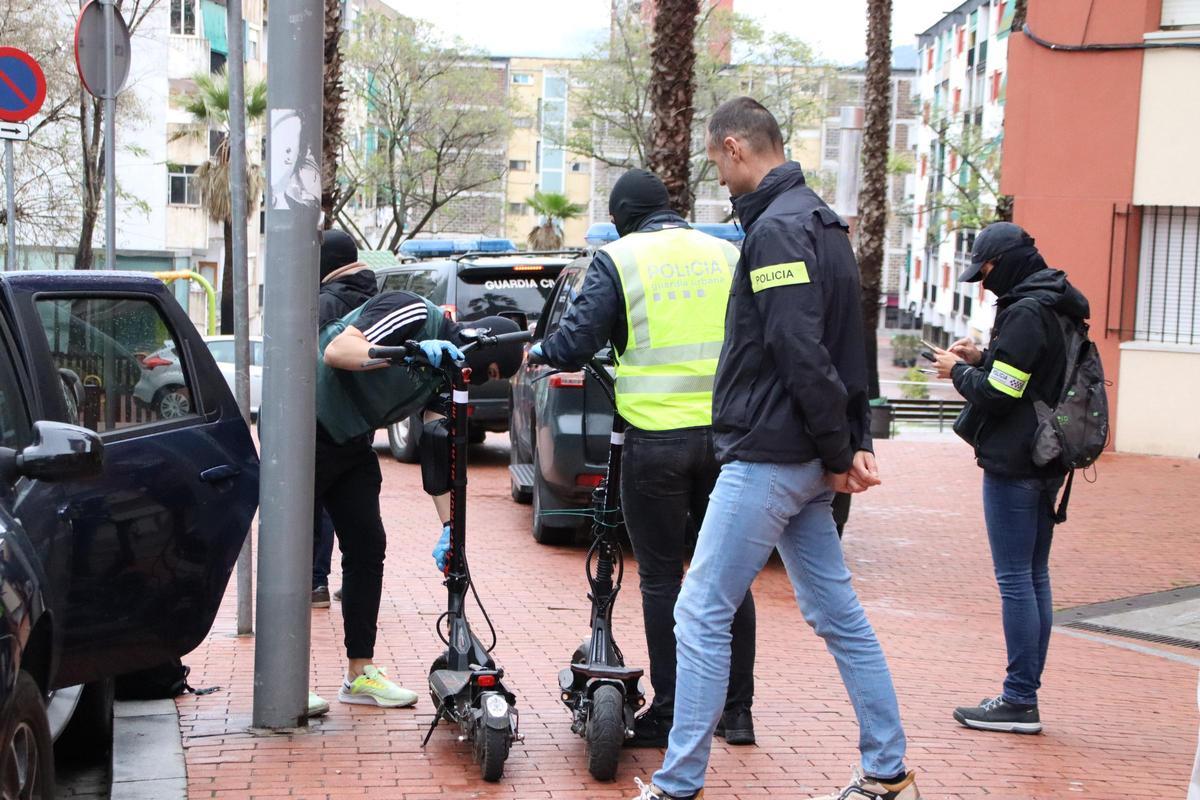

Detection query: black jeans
(619, 426), (755, 719)
(312, 505), (335, 590)
(315, 428), (387, 660)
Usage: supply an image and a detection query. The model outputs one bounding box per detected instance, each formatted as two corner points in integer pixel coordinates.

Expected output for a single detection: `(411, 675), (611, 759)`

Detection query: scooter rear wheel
(586, 684), (624, 781)
(477, 723), (509, 782)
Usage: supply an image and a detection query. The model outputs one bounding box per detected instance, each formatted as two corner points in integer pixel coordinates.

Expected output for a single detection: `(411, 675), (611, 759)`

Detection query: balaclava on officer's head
(319, 229), (358, 283)
(448, 316), (524, 385)
(609, 169), (672, 238)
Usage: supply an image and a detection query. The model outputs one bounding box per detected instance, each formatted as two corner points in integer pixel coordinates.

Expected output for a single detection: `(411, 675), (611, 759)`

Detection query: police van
(374, 238), (584, 461)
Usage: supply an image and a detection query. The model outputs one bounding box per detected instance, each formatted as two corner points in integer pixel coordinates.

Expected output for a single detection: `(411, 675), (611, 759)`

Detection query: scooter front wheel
(586, 684), (625, 781)
(477, 722), (510, 782)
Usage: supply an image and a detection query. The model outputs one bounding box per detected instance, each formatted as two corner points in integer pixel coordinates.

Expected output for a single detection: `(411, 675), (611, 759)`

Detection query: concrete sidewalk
(178, 438), (1200, 799)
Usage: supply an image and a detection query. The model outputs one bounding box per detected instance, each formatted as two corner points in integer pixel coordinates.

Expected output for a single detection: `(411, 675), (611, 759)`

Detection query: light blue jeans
(653, 460), (908, 795)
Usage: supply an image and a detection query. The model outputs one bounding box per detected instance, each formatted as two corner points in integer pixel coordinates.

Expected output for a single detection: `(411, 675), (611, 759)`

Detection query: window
(920, 154), (928, 178)
(914, 257), (923, 281)
(0, 338), (30, 450)
(168, 164), (200, 206)
(171, 0), (197, 35)
(956, 27), (964, 55)
(205, 340), (233, 363)
(952, 88), (961, 115)
(942, 264), (951, 289)
(540, 74), (568, 194)
(926, 46), (933, 71)
(509, 160), (529, 171)
(247, 28), (259, 61)
(36, 297), (199, 432)
(511, 73), (534, 86)
(991, 70), (1002, 102)
(508, 202), (528, 216)
(513, 117), (534, 128)
(1135, 206), (1200, 346)
(1162, 0), (1200, 26)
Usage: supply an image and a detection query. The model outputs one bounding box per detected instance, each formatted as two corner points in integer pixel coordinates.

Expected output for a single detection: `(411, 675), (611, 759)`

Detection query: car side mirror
(3, 421), (104, 483)
(497, 311), (528, 332)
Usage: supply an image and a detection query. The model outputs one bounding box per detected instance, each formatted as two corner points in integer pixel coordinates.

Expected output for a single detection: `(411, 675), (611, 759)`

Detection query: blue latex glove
(432, 523), (451, 572)
(415, 339), (464, 368)
(528, 342), (546, 364)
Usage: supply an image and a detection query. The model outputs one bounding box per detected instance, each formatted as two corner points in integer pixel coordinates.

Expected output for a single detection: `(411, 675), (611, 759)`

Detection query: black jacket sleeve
(745, 217), (853, 472)
(540, 252), (625, 371)
(952, 302), (1045, 414)
(351, 293), (431, 347)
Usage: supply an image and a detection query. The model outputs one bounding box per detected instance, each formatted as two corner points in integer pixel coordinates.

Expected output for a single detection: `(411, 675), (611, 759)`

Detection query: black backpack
(1031, 312), (1109, 523)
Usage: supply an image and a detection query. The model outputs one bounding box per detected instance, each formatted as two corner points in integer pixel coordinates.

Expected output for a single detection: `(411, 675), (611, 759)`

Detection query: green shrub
(901, 366), (931, 400)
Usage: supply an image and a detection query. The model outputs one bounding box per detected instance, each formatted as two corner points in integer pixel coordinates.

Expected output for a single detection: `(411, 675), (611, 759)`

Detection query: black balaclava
(450, 316), (523, 385)
(609, 169), (672, 237)
(982, 244), (1048, 297)
(320, 229), (358, 281)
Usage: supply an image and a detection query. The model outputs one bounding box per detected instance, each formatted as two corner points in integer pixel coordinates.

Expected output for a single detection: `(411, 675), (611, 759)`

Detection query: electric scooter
(368, 326), (532, 782)
(552, 357), (645, 781)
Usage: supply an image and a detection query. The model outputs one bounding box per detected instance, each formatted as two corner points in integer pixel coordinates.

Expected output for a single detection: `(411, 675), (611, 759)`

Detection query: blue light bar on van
(398, 238), (517, 258)
(585, 223), (618, 247)
(694, 223), (745, 242)
(585, 221), (745, 246)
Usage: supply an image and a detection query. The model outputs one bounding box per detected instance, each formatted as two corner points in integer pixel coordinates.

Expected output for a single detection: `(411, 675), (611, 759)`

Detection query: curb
(109, 700), (186, 800)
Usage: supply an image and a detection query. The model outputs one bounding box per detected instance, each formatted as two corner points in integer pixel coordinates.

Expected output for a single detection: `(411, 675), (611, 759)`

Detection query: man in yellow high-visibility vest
(533, 169), (757, 748)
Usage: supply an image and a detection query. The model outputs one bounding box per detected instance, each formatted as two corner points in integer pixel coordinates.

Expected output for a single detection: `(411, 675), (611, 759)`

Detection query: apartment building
(816, 49), (920, 327)
(1003, 0), (1200, 457)
(907, 0), (1014, 345)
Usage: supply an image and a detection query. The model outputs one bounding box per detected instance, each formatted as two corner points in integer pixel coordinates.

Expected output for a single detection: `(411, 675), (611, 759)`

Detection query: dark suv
(0, 272), (259, 794)
(374, 239), (583, 461)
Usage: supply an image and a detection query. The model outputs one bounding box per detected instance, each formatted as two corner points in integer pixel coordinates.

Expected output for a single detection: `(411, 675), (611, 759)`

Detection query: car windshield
(456, 272), (559, 322)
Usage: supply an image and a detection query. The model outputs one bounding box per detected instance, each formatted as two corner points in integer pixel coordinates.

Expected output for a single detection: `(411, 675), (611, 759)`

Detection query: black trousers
(619, 425), (755, 719)
(314, 428), (386, 660)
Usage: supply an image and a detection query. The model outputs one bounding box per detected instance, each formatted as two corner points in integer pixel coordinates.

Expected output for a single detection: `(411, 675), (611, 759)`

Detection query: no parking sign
(0, 47), (46, 124)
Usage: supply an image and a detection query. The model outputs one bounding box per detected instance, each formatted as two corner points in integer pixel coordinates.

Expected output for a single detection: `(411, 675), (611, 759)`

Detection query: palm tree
(322, 0), (347, 229)
(525, 191), (585, 250)
(857, 0), (892, 399)
(179, 70), (267, 334)
(647, 0), (700, 216)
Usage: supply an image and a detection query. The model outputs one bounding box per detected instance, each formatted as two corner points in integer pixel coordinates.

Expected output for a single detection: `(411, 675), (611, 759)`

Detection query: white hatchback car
(202, 335), (264, 418)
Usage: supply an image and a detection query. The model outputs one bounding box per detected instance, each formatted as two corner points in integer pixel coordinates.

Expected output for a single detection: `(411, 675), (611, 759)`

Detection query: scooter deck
(570, 663), (643, 683)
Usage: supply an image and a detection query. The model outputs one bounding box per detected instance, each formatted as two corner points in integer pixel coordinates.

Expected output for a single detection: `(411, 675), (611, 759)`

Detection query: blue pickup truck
(0, 272), (260, 795)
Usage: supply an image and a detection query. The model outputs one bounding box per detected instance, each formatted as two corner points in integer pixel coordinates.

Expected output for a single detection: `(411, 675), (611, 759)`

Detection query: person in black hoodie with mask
(310, 230), (379, 608)
(930, 222), (1090, 735)
(532, 169), (758, 748)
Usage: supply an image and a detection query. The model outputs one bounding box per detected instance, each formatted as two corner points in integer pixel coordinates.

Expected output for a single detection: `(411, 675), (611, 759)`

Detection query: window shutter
(1162, 0), (1200, 27)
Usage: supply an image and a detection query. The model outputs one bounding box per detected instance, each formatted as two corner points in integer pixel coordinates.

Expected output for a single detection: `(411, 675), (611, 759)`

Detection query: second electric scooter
(539, 355), (646, 781)
(369, 326), (532, 782)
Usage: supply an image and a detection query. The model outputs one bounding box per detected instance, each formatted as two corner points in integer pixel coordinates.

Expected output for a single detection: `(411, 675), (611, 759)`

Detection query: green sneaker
(337, 665), (418, 708)
(306, 691), (330, 718)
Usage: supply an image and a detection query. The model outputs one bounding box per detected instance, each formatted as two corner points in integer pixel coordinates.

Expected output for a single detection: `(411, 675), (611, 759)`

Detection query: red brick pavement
(180, 437), (1200, 799)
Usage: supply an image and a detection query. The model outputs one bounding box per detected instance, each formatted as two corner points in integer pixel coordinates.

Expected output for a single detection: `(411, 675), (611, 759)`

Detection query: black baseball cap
(960, 222), (1035, 282)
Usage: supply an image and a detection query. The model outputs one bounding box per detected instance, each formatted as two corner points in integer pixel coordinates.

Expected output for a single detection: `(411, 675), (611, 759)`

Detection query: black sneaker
(953, 695), (1042, 734)
(311, 586), (331, 608)
(625, 710), (671, 748)
(714, 707), (755, 745)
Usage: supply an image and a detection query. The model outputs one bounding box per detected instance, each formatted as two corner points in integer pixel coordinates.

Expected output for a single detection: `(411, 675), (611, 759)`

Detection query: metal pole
(5, 140), (14, 270)
(253, 0), (321, 729)
(102, 0), (116, 270)
(227, 0), (253, 637)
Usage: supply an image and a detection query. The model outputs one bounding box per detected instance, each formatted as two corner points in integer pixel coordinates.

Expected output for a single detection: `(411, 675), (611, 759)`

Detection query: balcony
(169, 35), (210, 82)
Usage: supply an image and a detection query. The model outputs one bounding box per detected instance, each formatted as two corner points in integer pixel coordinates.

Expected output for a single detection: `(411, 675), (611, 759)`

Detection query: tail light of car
(575, 473), (603, 487)
(440, 304), (457, 322)
(140, 355), (174, 369)
(548, 372), (584, 389)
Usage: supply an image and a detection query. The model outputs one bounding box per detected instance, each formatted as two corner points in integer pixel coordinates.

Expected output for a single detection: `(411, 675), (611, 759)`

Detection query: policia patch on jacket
(988, 360), (1031, 398)
(750, 261), (810, 292)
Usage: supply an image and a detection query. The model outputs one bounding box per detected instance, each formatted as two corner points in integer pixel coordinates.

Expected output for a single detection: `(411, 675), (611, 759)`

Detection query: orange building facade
(1002, 0), (1200, 457)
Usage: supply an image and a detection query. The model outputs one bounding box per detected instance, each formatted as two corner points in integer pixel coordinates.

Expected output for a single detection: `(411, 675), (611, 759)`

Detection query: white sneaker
(811, 767), (921, 800)
(630, 777), (703, 799)
(306, 691), (330, 718)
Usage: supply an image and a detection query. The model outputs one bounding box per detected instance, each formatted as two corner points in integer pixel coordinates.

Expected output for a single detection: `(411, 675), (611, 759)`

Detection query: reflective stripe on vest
(601, 227), (738, 431)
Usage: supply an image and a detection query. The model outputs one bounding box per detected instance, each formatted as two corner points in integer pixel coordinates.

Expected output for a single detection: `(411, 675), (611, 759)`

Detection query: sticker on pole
(75, 0), (132, 99)
(0, 48), (47, 123)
